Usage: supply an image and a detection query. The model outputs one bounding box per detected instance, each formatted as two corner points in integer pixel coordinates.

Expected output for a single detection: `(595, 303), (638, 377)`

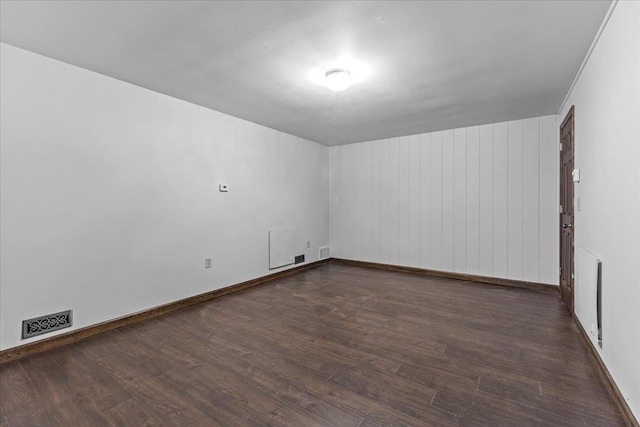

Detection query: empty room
(0, 1), (638, 426)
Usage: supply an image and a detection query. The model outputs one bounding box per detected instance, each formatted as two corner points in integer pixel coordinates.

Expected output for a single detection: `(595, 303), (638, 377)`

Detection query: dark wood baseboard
(0, 259), (328, 364)
(330, 258), (558, 294)
(573, 316), (639, 427)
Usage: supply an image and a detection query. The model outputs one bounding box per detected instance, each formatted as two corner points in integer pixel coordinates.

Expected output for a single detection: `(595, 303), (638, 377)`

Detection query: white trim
(558, 0), (618, 114)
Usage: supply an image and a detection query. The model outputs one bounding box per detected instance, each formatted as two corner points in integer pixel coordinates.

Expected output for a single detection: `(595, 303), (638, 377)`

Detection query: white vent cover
(318, 246), (330, 260)
(576, 248), (601, 347)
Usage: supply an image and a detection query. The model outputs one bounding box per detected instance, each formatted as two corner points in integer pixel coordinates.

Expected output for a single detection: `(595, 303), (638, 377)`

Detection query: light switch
(219, 184), (228, 192)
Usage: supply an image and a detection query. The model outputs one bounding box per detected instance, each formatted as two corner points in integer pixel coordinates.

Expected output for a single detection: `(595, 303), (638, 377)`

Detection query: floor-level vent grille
(22, 310), (72, 339)
(319, 246), (330, 260)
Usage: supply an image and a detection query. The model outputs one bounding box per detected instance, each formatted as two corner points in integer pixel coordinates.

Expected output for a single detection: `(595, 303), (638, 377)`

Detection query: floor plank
(0, 263), (626, 426)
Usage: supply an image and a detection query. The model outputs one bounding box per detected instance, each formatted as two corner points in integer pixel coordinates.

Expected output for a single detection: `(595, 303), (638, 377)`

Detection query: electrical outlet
(205, 258), (212, 268)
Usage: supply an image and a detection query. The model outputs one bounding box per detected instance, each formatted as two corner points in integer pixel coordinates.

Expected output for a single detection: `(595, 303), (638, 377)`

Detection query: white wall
(330, 116), (559, 284)
(560, 1), (639, 419)
(0, 44), (330, 351)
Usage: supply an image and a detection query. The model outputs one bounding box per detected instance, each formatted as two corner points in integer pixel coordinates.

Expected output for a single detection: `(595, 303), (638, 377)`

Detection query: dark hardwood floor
(0, 263), (626, 426)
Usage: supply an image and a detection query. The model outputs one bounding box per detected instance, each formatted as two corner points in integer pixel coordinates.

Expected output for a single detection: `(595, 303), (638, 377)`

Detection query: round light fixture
(325, 68), (352, 92)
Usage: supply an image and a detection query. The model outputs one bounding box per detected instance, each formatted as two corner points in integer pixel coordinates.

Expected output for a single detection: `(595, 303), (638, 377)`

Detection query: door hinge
(560, 204), (563, 214)
(560, 143), (563, 152)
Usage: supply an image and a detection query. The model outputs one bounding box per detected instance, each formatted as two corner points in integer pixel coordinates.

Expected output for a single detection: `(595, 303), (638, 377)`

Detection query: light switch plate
(572, 168), (580, 182)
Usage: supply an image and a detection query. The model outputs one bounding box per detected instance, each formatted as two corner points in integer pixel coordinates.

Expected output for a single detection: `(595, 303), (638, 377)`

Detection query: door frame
(559, 105), (575, 312)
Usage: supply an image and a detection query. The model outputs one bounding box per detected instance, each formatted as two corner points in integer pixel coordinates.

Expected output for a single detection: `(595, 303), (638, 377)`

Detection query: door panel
(559, 107), (575, 312)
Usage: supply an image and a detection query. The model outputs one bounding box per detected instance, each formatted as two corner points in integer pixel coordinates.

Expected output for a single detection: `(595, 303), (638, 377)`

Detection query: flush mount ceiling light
(325, 68), (352, 92)
(310, 57), (370, 92)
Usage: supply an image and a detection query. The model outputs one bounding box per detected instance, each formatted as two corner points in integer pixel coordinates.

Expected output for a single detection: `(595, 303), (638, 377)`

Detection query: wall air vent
(22, 310), (72, 339)
(318, 246), (330, 260)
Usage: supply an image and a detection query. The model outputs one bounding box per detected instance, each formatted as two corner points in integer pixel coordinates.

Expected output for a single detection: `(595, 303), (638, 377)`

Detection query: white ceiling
(0, 1), (611, 146)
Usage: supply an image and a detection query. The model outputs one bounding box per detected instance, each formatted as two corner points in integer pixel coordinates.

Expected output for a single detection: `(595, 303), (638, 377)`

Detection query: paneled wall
(330, 116), (558, 284)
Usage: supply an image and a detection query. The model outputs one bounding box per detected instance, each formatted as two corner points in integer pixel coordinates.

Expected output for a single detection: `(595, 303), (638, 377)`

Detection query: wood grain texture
(574, 313), (639, 427)
(0, 260), (328, 364)
(0, 263), (627, 426)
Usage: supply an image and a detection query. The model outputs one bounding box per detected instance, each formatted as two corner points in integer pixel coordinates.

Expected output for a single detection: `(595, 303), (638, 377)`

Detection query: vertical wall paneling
(507, 120), (524, 279)
(398, 136), (411, 266)
(388, 137), (400, 265)
(493, 122), (509, 278)
(430, 132), (443, 270)
(539, 115), (559, 284)
(343, 144), (352, 258)
(329, 147), (340, 258)
(442, 130), (455, 271)
(453, 128), (468, 272)
(352, 143), (367, 260)
(523, 118), (541, 282)
(351, 144), (361, 259)
(330, 115), (558, 285)
(358, 143), (370, 260)
(466, 126), (481, 275)
(337, 144), (347, 259)
(408, 135), (421, 267)
(362, 142), (373, 262)
(370, 140), (382, 262)
(478, 124), (495, 277)
(342, 144), (352, 258)
(419, 133), (431, 268)
(379, 139), (392, 264)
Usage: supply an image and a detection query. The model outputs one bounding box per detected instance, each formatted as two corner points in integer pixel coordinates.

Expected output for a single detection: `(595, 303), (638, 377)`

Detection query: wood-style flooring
(0, 263), (626, 426)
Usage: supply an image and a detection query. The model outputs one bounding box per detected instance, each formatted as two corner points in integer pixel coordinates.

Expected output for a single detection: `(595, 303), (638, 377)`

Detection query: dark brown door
(559, 106), (575, 312)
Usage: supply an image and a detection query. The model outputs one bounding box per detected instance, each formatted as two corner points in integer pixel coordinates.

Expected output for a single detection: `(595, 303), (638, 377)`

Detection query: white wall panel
(478, 124), (494, 277)
(364, 144), (378, 260)
(466, 126), (481, 275)
(442, 130), (455, 271)
(370, 140), (382, 263)
(335, 145), (347, 259)
(507, 120), (524, 279)
(352, 143), (369, 260)
(329, 147), (340, 259)
(329, 116), (557, 284)
(493, 122), (509, 278)
(342, 144), (353, 258)
(539, 115), (559, 285)
(418, 133), (431, 268)
(453, 128), (467, 272)
(430, 132), (443, 270)
(408, 135), (421, 267)
(398, 136), (411, 266)
(388, 138), (400, 265)
(522, 118), (540, 282)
